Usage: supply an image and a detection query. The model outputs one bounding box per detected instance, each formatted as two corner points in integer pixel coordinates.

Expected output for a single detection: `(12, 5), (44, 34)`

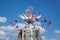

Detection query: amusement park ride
(10, 6), (51, 40)
(16, 6), (42, 40)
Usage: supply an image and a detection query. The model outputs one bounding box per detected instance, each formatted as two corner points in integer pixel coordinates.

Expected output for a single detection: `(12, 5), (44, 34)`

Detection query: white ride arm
(36, 14), (42, 19)
(32, 14), (42, 21)
(20, 15), (26, 19)
(23, 14), (28, 19)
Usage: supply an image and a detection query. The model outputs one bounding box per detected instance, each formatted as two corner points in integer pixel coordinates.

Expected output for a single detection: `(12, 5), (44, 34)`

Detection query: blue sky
(0, 0), (60, 40)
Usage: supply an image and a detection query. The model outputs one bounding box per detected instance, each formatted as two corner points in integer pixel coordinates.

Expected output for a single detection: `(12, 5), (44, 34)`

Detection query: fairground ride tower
(16, 6), (42, 40)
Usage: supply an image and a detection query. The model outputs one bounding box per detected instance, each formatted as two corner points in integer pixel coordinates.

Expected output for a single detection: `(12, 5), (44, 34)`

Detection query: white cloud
(15, 23), (25, 30)
(41, 36), (46, 40)
(0, 22), (46, 39)
(0, 31), (6, 38)
(0, 17), (7, 23)
(0, 26), (7, 31)
(0, 23), (26, 37)
(0, 23), (24, 31)
(54, 29), (60, 34)
(50, 38), (57, 40)
(33, 21), (41, 26)
(7, 26), (16, 31)
(0, 31), (6, 36)
(0, 22), (46, 35)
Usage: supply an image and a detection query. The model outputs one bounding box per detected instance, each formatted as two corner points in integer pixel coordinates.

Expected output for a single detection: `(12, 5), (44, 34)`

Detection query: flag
(16, 25), (18, 28)
(10, 22), (14, 26)
(44, 19), (48, 22)
(15, 19), (18, 22)
(48, 21), (51, 26)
